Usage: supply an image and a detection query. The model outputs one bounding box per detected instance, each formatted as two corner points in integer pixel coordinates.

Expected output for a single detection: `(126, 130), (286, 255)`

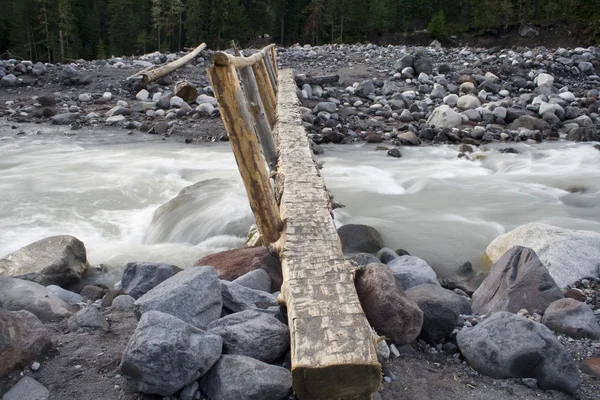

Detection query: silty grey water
(1, 123), (598, 279)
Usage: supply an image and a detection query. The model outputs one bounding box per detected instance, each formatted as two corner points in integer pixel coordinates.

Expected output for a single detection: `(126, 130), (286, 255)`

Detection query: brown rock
(365, 133), (383, 143)
(101, 289), (125, 308)
(195, 246), (282, 292)
(0, 309), (51, 377)
(355, 263), (423, 345)
(542, 298), (600, 339)
(564, 288), (587, 302)
(174, 80), (198, 103)
(80, 285), (107, 301)
(472, 246), (563, 315)
(581, 357), (600, 379)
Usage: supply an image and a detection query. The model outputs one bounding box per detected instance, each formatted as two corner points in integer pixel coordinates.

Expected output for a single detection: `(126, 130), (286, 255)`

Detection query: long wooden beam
(275, 69), (381, 399)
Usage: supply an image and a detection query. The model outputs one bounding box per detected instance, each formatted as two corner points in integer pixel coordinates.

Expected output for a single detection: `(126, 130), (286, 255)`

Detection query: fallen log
(295, 74), (340, 88)
(128, 43), (207, 85)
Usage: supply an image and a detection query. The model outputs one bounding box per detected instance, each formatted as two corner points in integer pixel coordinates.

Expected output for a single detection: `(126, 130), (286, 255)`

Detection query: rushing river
(1, 122), (599, 278)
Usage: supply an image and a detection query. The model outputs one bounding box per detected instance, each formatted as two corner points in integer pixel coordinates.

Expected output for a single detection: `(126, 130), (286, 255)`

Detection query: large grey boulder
(67, 306), (109, 331)
(413, 52), (433, 75)
(134, 266), (222, 329)
(51, 113), (79, 125)
(485, 223), (600, 288)
(121, 262), (179, 299)
(388, 256), (439, 290)
(0, 277), (73, 322)
(457, 312), (581, 394)
(199, 355), (292, 400)
(2, 377), (49, 400)
(426, 105), (462, 129)
(394, 54), (415, 72)
(543, 298), (600, 340)
(0, 235), (89, 286)
(232, 269), (271, 293)
(47, 285), (84, 305)
(355, 264), (423, 345)
(472, 246), (563, 315)
(220, 281), (278, 313)
(207, 310), (289, 362)
(406, 283), (470, 343)
(120, 311), (222, 396)
(0, 309), (50, 377)
(337, 224), (384, 254)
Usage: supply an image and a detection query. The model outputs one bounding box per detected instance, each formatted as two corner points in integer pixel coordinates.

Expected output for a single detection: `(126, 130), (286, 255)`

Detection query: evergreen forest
(1, 0), (600, 62)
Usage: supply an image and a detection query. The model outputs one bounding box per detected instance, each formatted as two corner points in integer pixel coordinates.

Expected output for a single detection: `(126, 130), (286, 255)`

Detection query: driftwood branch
(126, 43), (207, 85)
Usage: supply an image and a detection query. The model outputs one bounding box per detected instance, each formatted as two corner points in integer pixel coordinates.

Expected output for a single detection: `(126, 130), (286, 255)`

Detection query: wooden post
(270, 46), (279, 77)
(207, 63), (282, 244)
(252, 61), (276, 128)
(255, 59), (278, 126)
(237, 55), (278, 171)
(264, 51), (278, 93)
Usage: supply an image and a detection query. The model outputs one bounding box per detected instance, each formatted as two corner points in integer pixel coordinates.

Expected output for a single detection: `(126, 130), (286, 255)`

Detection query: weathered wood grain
(207, 63), (282, 243)
(275, 68), (381, 400)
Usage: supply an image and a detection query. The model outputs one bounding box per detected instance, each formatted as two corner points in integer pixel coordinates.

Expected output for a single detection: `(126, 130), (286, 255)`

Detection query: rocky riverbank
(1, 221), (599, 400)
(2, 42), (600, 151)
(1, 42), (600, 400)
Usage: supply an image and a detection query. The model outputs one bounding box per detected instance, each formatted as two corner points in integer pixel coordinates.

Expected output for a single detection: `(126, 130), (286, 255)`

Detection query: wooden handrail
(213, 44), (276, 68)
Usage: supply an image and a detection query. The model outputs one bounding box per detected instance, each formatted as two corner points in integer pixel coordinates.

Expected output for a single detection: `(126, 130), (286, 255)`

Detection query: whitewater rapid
(1, 123), (599, 277)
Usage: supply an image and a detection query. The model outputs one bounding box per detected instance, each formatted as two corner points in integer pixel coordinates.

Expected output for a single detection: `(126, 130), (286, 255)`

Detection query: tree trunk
(27, 25), (33, 60)
(178, 11), (182, 51)
(280, 1), (285, 46)
(59, 31), (65, 61)
(42, 3), (51, 62)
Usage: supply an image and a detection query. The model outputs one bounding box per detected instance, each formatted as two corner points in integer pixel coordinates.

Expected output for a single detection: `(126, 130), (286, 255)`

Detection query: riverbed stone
(112, 295), (135, 310)
(387, 256), (439, 290)
(195, 246), (282, 292)
(337, 224), (384, 253)
(457, 312), (581, 394)
(47, 285), (84, 305)
(231, 269), (271, 292)
(67, 305), (109, 331)
(427, 105), (462, 128)
(207, 310), (289, 362)
(355, 263), (423, 345)
(121, 311), (222, 396)
(542, 298), (600, 339)
(0, 235), (89, 287)
(473, 246), (563, 315)
(199, 355), (292, 400)
(0, 309), (50, 377)
(134, 266), (222, 329)
(405, 283), (470, 343)
(0, 278), (73, 322)
(485, 223), (600, 288)
(2, 377), (49, 400)
(220, 280), (278, 313)
(121, 262), (178, 299)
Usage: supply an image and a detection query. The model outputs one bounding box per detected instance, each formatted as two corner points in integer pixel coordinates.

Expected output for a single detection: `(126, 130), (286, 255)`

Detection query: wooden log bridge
(207, 45), (381, 400)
